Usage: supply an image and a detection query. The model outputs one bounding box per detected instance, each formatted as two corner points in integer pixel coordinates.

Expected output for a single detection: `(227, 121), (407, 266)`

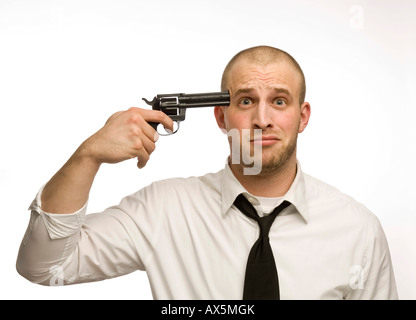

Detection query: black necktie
(234, 194), (290, 300)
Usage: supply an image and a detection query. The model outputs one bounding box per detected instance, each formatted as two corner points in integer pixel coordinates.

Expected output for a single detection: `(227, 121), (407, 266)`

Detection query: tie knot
(233, 194), (291, 237)
(257, 215), (276, 237)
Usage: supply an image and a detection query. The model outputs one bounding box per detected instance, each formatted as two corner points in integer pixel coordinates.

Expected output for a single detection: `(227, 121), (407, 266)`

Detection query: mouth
(250, 135), (280, 146)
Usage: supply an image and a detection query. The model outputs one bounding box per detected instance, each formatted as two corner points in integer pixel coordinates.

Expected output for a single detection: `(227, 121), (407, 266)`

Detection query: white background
(1, 0), (415, 299)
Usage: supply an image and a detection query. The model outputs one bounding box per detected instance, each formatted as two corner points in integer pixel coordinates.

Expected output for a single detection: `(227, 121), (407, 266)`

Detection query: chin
(261, 149), (296, 173)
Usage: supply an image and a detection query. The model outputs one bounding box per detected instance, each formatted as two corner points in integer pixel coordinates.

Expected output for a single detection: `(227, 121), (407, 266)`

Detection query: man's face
(215, 58), (310, 174)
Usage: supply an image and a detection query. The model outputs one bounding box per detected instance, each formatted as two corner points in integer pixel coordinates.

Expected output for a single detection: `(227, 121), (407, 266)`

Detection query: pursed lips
(250, 135), (280, 146)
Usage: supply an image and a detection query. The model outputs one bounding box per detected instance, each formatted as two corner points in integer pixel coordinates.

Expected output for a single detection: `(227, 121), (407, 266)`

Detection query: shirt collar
(221, 160), (310, 223)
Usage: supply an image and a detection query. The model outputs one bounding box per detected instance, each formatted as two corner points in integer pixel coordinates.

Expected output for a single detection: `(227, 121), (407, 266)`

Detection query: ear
(214, 106), (226, 131)
(298, 102), (311, 133)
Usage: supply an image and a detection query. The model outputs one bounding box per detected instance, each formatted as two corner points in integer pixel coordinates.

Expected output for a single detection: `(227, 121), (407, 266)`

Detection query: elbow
(16, 260), (50, 286)
(15, 251), (58, 287)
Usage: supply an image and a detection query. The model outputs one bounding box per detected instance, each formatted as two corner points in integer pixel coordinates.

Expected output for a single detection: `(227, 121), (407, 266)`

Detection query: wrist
(74, 140), (102, 171)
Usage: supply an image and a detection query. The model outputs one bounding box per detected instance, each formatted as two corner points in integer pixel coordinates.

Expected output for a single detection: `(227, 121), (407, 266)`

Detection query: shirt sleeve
(346, 210), (399, 300)
(16, 184), (156, 286)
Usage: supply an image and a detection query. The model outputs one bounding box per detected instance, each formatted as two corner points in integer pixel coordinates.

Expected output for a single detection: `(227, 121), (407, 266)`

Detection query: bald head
(221, 46), (306, 104)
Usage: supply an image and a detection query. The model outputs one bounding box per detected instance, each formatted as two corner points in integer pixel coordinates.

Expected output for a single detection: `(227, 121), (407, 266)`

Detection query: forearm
(17, 199), (143, 286)
(41, 142), (100, 214)
(40, 107), (173, 214)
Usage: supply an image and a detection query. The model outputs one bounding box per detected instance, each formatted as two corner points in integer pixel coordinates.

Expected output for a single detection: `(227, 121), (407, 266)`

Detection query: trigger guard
(157, 121), (180, 136)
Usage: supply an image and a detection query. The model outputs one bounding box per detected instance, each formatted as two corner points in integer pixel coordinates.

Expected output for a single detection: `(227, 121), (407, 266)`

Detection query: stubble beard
(258, 137), (297, 175)
(239, 133), (298, 176)
(227, 128), (299, 176)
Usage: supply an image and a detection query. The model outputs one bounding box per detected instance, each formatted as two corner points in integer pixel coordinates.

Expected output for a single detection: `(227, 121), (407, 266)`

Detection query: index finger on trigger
(146, 110), (174, 133)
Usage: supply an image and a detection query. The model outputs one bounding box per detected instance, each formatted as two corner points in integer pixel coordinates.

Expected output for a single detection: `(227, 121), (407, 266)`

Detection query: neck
(229, 154), (297, 198)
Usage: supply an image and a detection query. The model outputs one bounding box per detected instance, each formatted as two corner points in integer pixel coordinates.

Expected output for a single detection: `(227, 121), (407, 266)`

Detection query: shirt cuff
(28, 184), (87, 240)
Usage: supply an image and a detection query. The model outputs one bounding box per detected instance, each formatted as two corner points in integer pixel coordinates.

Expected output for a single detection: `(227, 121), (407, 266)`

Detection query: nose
(252, 100), (272, 130)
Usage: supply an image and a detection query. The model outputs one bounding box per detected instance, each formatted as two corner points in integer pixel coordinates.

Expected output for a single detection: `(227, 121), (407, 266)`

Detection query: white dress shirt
(16, 162), (398, 299)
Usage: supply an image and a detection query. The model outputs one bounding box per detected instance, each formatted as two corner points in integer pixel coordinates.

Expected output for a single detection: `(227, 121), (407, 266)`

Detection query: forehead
(228, 58), (302, 94)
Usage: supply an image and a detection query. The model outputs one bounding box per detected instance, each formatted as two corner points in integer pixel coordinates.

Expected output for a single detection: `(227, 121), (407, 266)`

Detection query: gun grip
(148, 121), (159, 130)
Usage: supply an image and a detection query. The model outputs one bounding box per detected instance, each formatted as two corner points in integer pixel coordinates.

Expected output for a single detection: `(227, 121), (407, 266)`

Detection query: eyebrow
(273, 87), (291, 96)
(234, 88), (255, 96)
(234, 87), (292, 97)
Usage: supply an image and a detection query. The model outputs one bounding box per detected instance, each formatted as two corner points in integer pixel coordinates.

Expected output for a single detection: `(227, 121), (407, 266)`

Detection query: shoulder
(115, 169), (224, 223)
(302, 172), (381, 227)
(129, 169), (224, 201)
(151, 169), (223, 192)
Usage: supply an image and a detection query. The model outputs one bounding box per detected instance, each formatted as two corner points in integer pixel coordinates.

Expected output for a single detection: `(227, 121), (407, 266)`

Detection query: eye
(239, 98), (253, 106)
(274, 98), (286, 106)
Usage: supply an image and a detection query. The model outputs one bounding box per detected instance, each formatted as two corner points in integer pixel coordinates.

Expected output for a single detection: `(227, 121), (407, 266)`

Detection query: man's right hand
(79, 107), (174, 169)
(40, 107), (173, 214)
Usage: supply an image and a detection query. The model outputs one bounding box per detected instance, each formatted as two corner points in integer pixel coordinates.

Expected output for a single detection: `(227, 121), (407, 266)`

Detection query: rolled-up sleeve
(346, 212), (399, 300)
(16, 184), (148, 286)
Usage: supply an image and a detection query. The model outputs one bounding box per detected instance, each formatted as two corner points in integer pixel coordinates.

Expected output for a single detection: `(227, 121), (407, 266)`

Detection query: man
(16, 45), (398, 299)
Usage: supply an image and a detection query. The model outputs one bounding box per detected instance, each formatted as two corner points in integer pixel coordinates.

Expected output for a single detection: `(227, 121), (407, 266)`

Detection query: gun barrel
(157, 91), (230, 108)
(179, 91), (230, 108)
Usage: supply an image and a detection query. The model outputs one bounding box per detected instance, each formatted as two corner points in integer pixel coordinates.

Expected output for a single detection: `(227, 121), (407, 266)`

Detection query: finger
(125, 107), (173, 140)
(130, 132), (155, 168)
(139, 117), (161, 142)
(139, 109), (175, 133)
(135, 144), (150, 169)
(136, 157), (148, 169)
(140, 131), (157, 155)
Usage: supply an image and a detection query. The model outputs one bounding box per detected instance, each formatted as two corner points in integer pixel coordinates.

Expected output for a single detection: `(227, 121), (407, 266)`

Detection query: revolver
(142, 90), (230, 135)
